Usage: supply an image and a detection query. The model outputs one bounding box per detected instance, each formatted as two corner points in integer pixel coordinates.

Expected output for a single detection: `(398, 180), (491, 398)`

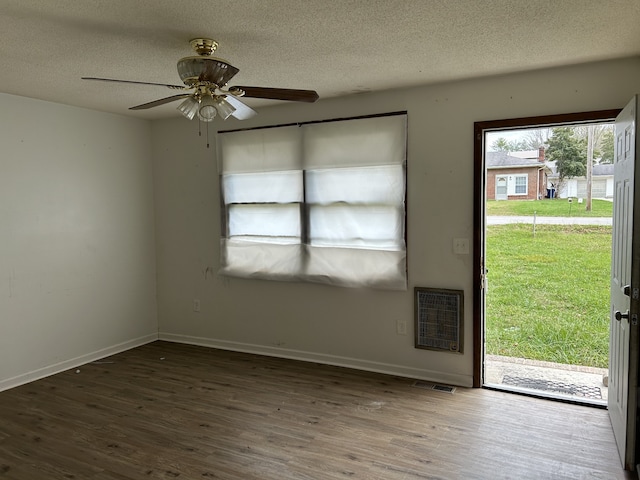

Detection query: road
(487, 215), (612, 226)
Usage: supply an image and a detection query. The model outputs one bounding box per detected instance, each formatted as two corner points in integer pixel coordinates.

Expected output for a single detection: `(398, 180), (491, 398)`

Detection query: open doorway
(472, 110), (621, 405)
(483, 123), (613, 406)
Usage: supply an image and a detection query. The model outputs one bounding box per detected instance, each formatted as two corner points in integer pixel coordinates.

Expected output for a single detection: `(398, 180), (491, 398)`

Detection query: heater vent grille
(412, 381), (457, 394)
(415, 287), (463, 353)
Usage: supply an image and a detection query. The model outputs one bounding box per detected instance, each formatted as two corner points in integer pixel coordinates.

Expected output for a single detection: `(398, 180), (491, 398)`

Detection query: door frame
(495, 175), (508, 200)
(472, 109), (621, 388)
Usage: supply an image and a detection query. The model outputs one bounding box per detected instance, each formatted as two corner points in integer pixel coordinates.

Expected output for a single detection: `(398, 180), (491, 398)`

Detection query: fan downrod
(190, 38), (218, 56)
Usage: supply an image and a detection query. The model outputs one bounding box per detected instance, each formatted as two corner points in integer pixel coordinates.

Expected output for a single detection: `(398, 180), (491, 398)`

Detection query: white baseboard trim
(0, 333), (159, 393)
(159, 332), (472, 387)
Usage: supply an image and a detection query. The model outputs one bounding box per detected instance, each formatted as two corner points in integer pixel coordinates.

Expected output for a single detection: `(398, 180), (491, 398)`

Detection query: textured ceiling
(1, 0), (639, 120)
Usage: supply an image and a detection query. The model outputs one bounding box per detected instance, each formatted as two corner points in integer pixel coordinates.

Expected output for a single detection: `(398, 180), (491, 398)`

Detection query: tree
(490, 137), (528, 152)
(599, 127), (614, 164)
(490, 138), (510, 151)
(585, 125), (596, 211)
(523, 128), (552, 149)
(545, 127), (587, 197)
(571, 123), (612, 209)
(573, 123), (614, 163)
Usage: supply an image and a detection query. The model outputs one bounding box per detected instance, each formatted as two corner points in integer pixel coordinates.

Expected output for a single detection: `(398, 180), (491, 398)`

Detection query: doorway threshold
(485, 354), (607, 408)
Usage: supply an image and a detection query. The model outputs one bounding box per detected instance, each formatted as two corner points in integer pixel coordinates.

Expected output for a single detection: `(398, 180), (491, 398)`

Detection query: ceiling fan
(82, 38), (319, 123)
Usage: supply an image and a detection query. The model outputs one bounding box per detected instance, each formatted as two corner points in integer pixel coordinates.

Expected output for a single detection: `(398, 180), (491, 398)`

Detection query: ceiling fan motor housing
(177, 57), (239, 88)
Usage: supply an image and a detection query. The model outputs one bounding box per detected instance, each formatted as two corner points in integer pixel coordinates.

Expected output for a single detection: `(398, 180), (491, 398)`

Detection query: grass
(485, 224), (612, 368)
(487, 198), (613, 217)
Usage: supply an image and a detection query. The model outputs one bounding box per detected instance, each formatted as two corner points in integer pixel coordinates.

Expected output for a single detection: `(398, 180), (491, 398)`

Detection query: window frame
(513, 174), (528, 195)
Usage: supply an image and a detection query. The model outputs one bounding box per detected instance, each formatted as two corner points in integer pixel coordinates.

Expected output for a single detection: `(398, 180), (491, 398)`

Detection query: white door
(495, 176), (508, 200)
(609, 96), (639, 470)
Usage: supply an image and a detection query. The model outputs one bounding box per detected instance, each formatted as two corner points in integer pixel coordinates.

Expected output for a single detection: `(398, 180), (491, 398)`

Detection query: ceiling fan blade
(82, 77), (185, 90)
(223, 95), (258, 120)
(129, 94), (191, 110)
(234, 86), (319, 103)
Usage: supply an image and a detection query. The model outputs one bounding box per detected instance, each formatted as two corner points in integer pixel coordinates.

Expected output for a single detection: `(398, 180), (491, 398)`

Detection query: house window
(219, 113), (407, 290)
(514, 175), (527, 195)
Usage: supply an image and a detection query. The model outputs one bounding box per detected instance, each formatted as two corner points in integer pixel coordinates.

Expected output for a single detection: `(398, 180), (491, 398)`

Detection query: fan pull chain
(198, 119), (202, 137)
(207, 122), (210, 148)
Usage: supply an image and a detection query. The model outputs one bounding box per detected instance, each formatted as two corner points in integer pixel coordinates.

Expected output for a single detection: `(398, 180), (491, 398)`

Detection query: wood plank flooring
(0, 341), (633, 479)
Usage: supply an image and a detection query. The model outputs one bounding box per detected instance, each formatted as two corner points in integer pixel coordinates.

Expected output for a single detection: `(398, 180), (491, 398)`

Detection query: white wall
(0, 93), (158, 390)
(153, 57), (640, 387)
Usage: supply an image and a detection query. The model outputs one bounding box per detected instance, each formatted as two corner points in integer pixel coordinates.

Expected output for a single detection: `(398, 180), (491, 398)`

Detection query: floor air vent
(412, 380), (456, 394)
(414, 287), (463, 353)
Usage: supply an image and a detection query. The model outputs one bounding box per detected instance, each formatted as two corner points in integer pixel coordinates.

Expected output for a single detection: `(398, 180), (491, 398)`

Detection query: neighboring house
(546, 161), (614, 199)
(486, 147), (549, 200)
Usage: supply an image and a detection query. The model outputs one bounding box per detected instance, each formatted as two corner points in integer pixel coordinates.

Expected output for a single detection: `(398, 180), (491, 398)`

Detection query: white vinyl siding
(577, 178), (608, 199)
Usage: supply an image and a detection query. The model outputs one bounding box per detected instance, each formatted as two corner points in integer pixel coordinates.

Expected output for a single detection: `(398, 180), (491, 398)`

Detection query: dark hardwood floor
(0, 341), (633, 479)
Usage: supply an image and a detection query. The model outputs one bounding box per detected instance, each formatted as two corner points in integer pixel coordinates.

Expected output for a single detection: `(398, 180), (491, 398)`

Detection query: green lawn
(485, 224), (611, 368)
(487, 199), (613, 217)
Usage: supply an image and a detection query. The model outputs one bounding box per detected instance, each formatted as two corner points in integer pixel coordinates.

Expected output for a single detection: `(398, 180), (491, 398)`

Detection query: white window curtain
(218, 114), (407, 289)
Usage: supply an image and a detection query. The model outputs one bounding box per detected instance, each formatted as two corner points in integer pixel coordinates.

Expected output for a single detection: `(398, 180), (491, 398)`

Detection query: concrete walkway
(487, 215), (612, 225)
(485, 355), (607, 405)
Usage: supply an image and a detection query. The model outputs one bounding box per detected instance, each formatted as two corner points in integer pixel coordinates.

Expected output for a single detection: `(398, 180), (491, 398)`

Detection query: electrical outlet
(396, 319), (407, 335)
(193, 299), (201, 312)
(453, 238), (470, 255)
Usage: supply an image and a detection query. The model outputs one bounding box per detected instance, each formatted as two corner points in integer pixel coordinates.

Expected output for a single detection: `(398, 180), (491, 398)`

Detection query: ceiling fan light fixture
(177, 96), (199, 120)
(214, 97), (236, 120)
(198, 96), (218, 122)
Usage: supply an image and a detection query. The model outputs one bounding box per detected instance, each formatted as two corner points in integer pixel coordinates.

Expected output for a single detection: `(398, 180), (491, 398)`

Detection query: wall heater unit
(414, 287), (463, 353)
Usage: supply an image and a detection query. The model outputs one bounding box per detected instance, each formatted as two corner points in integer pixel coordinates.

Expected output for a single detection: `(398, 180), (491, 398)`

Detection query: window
(219, 113), (407, 290)
(514, 175), (527, 195)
